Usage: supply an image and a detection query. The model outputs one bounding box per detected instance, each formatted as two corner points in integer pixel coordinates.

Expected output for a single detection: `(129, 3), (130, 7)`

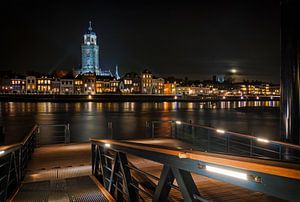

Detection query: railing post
(226, 134), (230, 153)
(66, 123), (70, 144)
(108, 122), (113, 139)
(151, 122), (155, 138)
(207, 129), (210, 152)
(191, 125), (195, 144)
(279, 145), (282, 160)
(250, 139), (253, 157)
(37, 125), (41, 148)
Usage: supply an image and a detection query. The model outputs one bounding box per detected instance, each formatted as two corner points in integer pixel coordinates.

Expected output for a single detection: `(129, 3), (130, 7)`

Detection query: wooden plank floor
(25, 142), (286, 201)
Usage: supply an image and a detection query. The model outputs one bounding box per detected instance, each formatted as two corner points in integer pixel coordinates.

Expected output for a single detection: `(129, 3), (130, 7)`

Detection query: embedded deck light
(175, 121), (182, 125)
(216, 129), (225, 134)
(206, 165), (248, 181)
(104, 143), (111, 148)
(256, 138), (270, 143)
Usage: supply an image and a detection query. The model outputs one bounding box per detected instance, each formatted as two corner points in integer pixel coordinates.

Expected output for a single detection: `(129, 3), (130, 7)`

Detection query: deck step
(13, 176), (109, 202)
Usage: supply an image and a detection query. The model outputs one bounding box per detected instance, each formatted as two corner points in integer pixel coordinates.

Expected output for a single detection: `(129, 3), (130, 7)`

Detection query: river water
(0, 101), (280, 145)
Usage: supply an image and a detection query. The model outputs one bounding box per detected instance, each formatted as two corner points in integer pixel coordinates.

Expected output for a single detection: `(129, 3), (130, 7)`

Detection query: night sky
(0, 0), (280, 82)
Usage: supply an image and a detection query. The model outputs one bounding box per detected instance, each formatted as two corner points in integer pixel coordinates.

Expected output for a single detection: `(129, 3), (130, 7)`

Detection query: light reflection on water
(0, 101), (280, 145)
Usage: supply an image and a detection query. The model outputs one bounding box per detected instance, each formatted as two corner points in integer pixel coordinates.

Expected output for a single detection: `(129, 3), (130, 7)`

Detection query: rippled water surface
(0, 101), (280, 145)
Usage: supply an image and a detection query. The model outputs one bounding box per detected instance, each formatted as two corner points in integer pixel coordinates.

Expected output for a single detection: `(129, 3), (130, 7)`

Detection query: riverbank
(0, 94), (279, 102)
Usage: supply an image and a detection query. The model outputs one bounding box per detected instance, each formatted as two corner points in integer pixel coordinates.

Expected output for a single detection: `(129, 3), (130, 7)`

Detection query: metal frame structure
(91, 139), (300, 202)
(0, 123), (71, 201)
(150, 120), (300, 162)
(37, 123), (70, 146)
(0, 125), (38, 201)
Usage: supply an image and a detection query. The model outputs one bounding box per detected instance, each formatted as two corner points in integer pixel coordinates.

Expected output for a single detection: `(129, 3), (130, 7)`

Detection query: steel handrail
(91, 139), (300, 202)
(156, 120), (300, 150)
(0, 124), (38, 153)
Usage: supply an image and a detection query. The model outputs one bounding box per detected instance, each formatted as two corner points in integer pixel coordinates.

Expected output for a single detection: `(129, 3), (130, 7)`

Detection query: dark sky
(0, 0), (280, 82)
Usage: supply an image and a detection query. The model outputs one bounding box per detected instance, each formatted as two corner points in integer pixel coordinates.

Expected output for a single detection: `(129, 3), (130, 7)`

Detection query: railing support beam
(153, 165), (174, 202)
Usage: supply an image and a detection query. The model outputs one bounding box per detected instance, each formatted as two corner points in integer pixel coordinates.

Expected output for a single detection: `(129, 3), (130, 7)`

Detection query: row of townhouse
(1, 70), (174, 95)
(3, 73), (120, 95)
(120, 69), (175, 94)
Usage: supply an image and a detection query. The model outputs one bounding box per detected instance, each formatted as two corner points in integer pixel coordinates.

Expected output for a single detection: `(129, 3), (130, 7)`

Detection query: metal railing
(150, 120), (300, 162)
(91, 139), (300, 202)
(0, 125), (38, 201)
(37, 123), (70, 146)
(0, 123), (72, 201)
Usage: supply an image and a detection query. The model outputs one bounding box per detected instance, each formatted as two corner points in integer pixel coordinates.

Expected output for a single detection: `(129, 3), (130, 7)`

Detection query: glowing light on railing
(0, 150), (5, 156)
(216, 129), (225, 134)
(104, 143), (111, 148)
(175, 121), (182, 125)
(222, 96), (226, 99)
(256, 138), (270, 143)
(206, 165), (248, 181)
(174, 96), (178, 100)
(256, 96), (259, 100)
(88, 95), (92, 99)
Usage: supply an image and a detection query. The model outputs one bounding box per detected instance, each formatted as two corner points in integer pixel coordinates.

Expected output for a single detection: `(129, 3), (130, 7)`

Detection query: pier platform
(13, 140), (292, 201)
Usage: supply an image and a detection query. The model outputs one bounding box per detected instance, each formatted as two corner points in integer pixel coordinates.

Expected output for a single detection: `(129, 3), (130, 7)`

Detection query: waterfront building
(110, 79), (119, 93)
(60, 75), (74, 94)
(152, 77), (164, 94)
(176, 85), (211, 96)
(121, 72), (141, 93)
(10, 76), (25, 93)
(141, 69), (153, 94)
(37, 76), (51, 94)
(95, 75), (119, 93)
(51, 78), (60, 94)
(239, 82), (272, 96)
(164, 80), (177, 95)
(25, 76), (37, 94)
(74, 75), (84, 94)
(82, 73), (96, 95)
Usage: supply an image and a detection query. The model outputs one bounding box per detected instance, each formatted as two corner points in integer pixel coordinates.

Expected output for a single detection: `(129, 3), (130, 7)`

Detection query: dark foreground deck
(12, 176), (112, 202)
(10, 140), (293, 201)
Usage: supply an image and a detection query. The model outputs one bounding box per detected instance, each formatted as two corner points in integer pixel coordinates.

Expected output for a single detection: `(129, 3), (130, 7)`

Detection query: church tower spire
(115, 65), (120, 80)
(88, 21), (92, 31)
(81, 21), (100, 75)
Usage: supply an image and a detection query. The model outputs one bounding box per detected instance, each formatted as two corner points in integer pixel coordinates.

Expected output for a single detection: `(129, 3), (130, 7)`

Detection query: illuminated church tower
(81, 21), (100, 75)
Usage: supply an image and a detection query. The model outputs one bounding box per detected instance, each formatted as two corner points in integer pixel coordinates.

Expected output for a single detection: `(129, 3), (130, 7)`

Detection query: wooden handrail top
(90, 139), (300, 180)
(0, 124), (38, 153)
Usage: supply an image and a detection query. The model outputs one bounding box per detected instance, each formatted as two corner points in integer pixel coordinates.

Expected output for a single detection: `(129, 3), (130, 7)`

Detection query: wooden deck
(22, 141), (290, 201)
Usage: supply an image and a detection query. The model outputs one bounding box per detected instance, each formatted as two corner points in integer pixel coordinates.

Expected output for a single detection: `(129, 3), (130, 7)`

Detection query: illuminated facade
(74, 76), (84, 94)
(51, 78), (60, 94)
(95, 76), (119, 93)
(121, 72), (141, 93)
(60, 75), (74, 94)
(82, 73), (96, 95)
(37, 77), (51, 93)
(152, 77), (164, 94)
(141, 69), (153, 94)
(10, 77), (25, 93)
(26, 76), (36, 93)
(81, 21), (100, 75)
(164, 81), (177, 95)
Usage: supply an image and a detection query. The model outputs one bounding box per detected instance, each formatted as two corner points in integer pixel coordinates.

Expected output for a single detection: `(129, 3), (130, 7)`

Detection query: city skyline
(1, 0), (280, 82)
